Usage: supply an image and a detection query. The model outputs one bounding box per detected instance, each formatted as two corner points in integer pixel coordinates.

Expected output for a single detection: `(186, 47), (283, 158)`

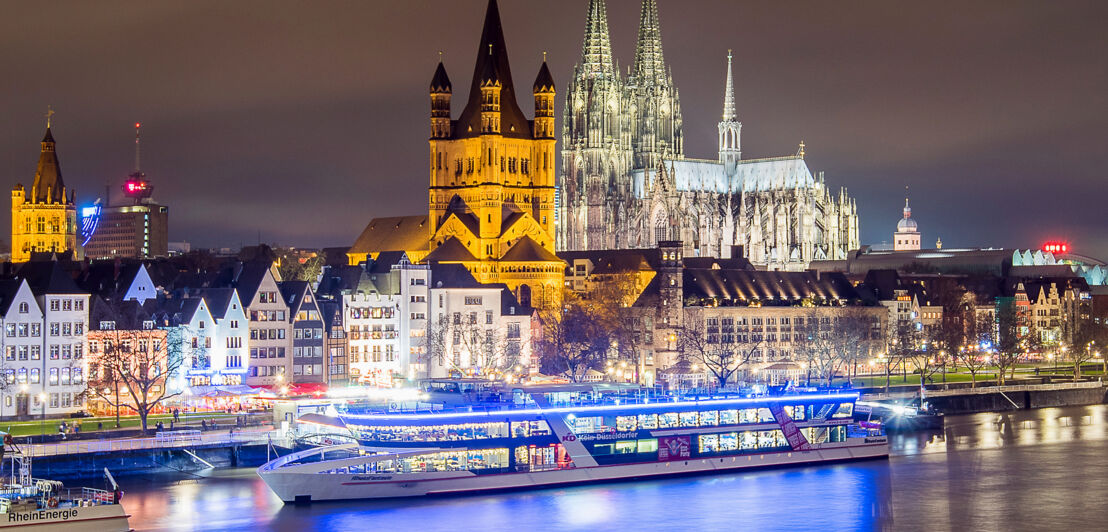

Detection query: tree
(794, 308), (876, 387)
(425, 315), (521, 379)
(538, 291), (612, 381)
(1070, 316), (1108, 381)
(86, 327), (183, 432)
(678, 310), (761, 389)
(955, 311), (994, 388)
(993, 301), (1026, 386)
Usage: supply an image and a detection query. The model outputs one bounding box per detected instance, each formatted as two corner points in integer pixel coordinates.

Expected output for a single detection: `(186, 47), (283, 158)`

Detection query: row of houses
(0, 254), (535, 419)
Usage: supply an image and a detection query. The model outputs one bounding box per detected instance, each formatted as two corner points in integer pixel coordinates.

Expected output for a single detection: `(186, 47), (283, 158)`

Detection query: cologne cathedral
(557, 0), (860, 270)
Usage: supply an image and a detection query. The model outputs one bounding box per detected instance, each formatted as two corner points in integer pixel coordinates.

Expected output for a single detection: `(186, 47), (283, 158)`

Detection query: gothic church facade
(558, 0), (860, 270)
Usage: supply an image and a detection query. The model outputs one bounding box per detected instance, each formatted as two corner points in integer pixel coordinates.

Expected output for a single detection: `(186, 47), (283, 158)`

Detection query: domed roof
(896, 198), (918, 233)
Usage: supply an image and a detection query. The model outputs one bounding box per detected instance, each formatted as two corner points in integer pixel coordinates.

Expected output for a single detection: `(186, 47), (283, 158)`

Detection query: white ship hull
(0, 503), (130, 531)
(261, 441), (888, 502)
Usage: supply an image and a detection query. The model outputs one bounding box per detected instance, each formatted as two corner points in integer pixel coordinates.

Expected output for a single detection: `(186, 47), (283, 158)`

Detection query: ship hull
(0, 504), (130, 531)
(261, 441), (888, 503)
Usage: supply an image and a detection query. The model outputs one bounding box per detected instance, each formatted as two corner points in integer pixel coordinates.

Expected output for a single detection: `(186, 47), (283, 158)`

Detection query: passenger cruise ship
(259, 388), (887, 502)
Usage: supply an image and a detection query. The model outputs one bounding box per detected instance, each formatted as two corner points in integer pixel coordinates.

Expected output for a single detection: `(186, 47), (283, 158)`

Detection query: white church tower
(893, 196), (920, 251)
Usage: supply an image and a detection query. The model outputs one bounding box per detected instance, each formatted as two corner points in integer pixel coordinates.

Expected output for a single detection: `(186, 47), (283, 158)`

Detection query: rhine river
(117, 404), (1108, 531)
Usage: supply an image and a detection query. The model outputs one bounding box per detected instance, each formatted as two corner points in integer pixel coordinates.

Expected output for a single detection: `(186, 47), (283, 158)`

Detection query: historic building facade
(11, 124), (77, 263)
(558, 0), (859, 271)
(349, 0), (563, 309)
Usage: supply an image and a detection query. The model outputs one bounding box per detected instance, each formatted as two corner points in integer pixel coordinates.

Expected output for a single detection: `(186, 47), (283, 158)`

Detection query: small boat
(259, 388), (888, 502)
(0, 434), (131, 531)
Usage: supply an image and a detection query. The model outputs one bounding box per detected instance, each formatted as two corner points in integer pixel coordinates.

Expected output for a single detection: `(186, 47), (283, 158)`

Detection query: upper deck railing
(339, 388), (859, 419)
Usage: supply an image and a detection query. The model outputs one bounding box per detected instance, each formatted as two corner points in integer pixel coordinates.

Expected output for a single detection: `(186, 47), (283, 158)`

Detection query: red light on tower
(1042, 241), (1070, 254)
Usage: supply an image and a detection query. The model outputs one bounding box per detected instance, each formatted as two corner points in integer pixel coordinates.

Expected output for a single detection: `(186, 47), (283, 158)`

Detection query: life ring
(47, 498), (58, 508)
(2, 434), (12, 446)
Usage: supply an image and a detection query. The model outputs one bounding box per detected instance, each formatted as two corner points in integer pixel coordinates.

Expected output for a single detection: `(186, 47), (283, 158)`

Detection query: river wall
(29, 443), (284, 481)
(925, 386), (1108, 415)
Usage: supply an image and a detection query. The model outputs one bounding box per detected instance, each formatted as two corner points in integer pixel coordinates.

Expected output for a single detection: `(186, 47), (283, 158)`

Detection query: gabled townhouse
(318, 299), (347, 385)
(0, 279), (48, 418)
(151, 296), (213, 393)
(196, 288), (249, 386)
(86, 298), (168, 416)
(13, 261), (90, 417)
(279, 281), (325, 385)
(230, 262), (292, 387)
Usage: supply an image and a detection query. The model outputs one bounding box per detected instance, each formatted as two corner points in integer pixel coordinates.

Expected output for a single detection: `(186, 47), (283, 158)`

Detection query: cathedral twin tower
(559, 0), (859, 269)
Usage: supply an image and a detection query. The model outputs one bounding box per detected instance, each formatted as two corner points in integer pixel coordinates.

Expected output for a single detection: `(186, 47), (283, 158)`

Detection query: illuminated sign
(79, 202), (102, 246)
(1042, 242), (1069, 254)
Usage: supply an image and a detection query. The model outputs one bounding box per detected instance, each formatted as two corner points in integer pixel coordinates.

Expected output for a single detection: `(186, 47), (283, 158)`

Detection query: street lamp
(37, 392), (47, 443)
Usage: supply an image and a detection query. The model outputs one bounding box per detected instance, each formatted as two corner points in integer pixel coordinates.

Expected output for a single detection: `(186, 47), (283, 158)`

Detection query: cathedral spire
(580, 0), (614, 78)
(631, 0), (666, 86)
(723, 50), (736, 121)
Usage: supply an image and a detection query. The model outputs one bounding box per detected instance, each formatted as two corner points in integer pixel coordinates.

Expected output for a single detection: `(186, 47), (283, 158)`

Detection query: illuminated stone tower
(425, 0), (562, 309)
(12, 113), (77, 262)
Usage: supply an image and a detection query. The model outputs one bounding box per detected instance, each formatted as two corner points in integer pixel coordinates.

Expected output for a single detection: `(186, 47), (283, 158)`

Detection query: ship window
(739, 409), (759, 424)
(757, 430), (788, 449)
(833, 403), (854, 418)
(699, 434), (720, 453)
(719, 432), (739, 451)
(614, 441), (637, 454)
(719, 410), (738, 425)
(593, 444), (613, 456)
(637, 414), (658, 429)
(699, 411), (719, 426)
(784, 405), (805, 421)
(740, 431), (758, 450)
(758, 408), (775, 423)
(616, 416), (637, 432)
(636, 439), (658, 454)
(658, 413), (679, 429)
(679, 412), (699, 427)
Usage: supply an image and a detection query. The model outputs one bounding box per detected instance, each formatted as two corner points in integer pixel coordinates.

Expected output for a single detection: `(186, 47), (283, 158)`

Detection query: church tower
(425, 0), (562, 310)
(12, 113), (77, 262)
(893, 196), (920, 251)
(559, 0), (632, 252)
(718, 51), (741, 172)
(627, 0), (683, 171)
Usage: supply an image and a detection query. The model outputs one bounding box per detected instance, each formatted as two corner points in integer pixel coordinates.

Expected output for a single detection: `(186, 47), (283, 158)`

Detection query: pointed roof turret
(533, 57), (554, 92)
(456, 0), (530, 138)
(31, 125), (67, 204)
(580, 0), (614, 78)
(722, 50), (736, 121)
(631, 0), (667, 87)
(430, 60), (452, 93)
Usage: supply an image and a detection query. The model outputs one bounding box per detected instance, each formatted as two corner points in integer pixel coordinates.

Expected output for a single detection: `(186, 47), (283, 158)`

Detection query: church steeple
(32, 123), (67, 205)
(580, 0), (614, 78)
(722, 50), (736, 122)
(455, 0), (529, 139)
(631, 0), (666, 87)
(718, 50), (741, 168)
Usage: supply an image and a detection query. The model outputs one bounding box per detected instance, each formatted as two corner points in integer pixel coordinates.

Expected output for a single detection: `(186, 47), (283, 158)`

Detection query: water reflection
(889, 404), (1108, 455)
(122, 405), (1108, 531)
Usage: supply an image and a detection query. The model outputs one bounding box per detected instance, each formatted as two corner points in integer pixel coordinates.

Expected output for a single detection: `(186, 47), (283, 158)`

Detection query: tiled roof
(349, 215), (430, 256)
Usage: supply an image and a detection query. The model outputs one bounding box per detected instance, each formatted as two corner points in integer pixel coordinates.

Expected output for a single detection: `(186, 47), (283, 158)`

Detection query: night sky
(2, 0), (1105, 259)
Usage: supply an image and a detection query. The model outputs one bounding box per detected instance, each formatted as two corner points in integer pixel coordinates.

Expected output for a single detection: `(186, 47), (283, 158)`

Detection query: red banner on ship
(658, 436), (691, 461)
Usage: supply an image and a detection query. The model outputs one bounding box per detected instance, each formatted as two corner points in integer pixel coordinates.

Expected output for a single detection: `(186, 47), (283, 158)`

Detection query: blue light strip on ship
(340, 393), (859, 423)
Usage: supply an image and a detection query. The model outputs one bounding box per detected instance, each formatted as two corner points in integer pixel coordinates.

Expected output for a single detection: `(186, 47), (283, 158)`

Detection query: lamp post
(38, 392), (47, 443)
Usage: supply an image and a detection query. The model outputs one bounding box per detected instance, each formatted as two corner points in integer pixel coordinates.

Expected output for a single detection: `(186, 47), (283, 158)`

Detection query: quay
(13, 428), (295, 479)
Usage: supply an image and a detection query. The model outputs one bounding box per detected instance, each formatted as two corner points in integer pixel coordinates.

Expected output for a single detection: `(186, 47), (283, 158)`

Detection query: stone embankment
(861, 381), (1106, 415)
